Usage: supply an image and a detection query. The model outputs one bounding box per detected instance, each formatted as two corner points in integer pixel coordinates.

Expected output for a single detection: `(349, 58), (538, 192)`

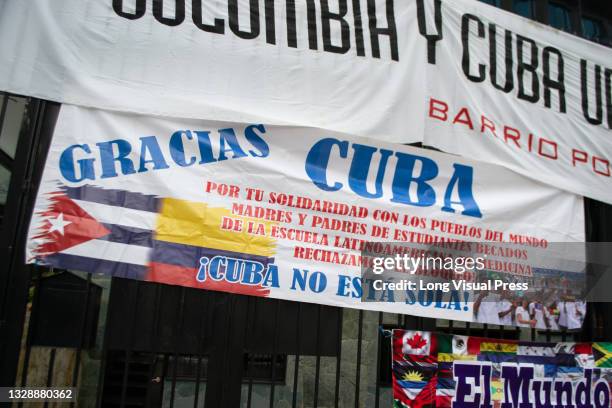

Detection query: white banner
(0, 0), (426, 144)
(421, 0), (612, 209)
(0, 0), (610, 203)
(26, 105), (585, 327)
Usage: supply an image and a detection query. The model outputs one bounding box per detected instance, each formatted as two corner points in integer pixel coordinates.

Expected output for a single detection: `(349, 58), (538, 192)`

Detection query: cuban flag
(30, 184), (157, 279)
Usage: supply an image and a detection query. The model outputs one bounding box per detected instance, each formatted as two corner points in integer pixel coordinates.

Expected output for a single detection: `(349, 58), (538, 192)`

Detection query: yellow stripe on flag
(438, 353), (477, 362)
(480, 342), (517, 353)
(155, 198), (277, 257)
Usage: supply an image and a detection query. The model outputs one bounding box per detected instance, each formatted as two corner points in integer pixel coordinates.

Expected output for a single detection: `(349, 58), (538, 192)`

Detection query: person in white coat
(516, 300), (536, 328)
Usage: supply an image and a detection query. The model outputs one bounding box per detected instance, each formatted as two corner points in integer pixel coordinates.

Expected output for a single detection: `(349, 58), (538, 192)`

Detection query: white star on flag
(48, 213), (71, 235)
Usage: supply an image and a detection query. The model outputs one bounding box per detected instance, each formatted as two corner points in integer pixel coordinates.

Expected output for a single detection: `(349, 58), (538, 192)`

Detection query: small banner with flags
(392, 330), (612, 408)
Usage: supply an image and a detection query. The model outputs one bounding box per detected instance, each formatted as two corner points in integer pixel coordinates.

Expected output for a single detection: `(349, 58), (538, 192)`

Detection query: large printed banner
(0, 0), (610, 203)
(26, 105), (585, 326)
(392, 330), (612, 408)
(0, 0), (428, 143)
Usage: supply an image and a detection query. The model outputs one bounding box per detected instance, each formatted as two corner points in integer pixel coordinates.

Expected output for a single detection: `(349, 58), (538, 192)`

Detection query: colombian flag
(147, 197), (278, 296)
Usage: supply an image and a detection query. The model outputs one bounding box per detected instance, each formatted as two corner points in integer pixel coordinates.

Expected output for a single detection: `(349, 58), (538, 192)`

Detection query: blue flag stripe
(44, 253), (147, 280)
(150, 239), (273, 268)
(62, 184), (160, 213)
(99, 223), (154, 248)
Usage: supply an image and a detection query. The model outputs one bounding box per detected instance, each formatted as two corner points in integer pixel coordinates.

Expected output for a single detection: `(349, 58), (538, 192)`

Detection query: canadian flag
(402, 331), (431, 355)
(32, 191), (110, 257)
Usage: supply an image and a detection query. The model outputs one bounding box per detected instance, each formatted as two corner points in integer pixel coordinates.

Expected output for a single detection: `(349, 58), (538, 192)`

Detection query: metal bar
(42, 348), (57, 408)
(0, 93), (10, 137)
(46, 349), (57, 386)
(466, 322), (471, 335)
(162, 354), (170, 396)
(18, 266), (43, 398)
(95, 278), (115, 408)
(291, 303), (302, 408)
(223, 296), (249, 407)
(118, 350), (132, 404)
(169, 287), (187, 408)
(530, 327), (536, 341)
(313, 305), (322, 408)
(0, 148), (13, 170)
(193, 292), (210, 408)
(240, 296), (252, 408)
(145, 284), (163, 408)
(354, 310), (364, 408)
(220, 294), (236, 406)
(374, 312), (383, 408)
(246, 299), (256, 408)
(119, 282), (141, 408)
(576, 0), (585, 37)
(484, 323), (489, 337)
(500, 324), (504, 339)
(70, 273), (93, 398)
(246, 355), (254, 408)
(118, 348), (132, 404)
(334, 309), (344, 408)
(246, 354), (254, 408)
(269, 300), (281, 408)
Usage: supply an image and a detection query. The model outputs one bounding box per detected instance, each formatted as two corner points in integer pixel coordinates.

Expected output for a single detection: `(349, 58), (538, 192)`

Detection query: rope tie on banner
(379, 326), (393, 338)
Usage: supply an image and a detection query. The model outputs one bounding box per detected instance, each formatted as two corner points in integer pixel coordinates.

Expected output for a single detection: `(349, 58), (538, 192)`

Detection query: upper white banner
(0, 0), (427, 143)
(0, 0), (610, 202)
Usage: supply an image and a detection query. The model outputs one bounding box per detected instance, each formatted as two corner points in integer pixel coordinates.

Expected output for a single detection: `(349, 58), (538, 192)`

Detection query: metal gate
(0, 93), (610, 407)
(7, 271), (600, 408)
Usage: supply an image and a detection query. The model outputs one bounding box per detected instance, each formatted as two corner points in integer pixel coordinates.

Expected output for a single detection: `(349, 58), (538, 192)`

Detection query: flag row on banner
(392, 330), (612, 408)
